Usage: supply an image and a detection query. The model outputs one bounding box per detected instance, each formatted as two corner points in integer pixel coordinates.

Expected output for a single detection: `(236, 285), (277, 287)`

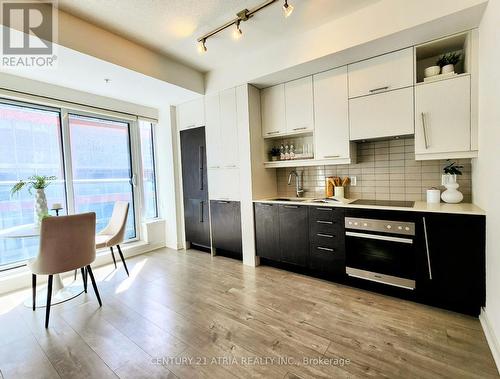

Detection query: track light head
(197, 39), (207, 54)
(232, 20), (243, 40)
(283, 0), (294, 17)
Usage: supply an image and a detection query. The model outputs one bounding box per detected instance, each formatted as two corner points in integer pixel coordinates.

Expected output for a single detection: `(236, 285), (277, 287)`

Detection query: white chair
(95, 201), (130, 276)
(29, 212), (102, 328)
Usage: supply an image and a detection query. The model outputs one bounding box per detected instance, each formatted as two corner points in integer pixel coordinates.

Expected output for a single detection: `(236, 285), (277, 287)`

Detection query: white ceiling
(57, 0), (379, 73)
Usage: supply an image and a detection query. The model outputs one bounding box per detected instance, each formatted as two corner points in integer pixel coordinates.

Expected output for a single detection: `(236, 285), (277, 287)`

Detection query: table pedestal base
(24, 273), (84, 308)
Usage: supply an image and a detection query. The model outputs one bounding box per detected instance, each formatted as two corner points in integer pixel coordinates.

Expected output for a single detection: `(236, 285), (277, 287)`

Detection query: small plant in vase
(441, 161), (464, 203)
(436, 52), (461, 75)
(11, 175), (56, 225)
(269, 147), (280, 161)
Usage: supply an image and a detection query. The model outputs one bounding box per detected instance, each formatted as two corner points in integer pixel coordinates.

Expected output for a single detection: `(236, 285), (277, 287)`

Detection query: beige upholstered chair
(29, 213), (102, 328)
(95, 201), (130, 276)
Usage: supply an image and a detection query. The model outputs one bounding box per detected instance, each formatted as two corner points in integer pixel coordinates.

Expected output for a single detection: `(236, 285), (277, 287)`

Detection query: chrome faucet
(288, 169), (304, 197)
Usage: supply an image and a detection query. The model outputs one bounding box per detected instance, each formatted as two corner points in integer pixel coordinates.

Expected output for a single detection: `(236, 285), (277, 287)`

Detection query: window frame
(0, 95), (159, 270)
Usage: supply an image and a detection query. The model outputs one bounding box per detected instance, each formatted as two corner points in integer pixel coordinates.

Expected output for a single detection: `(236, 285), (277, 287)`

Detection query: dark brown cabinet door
(180, 127), (210, 248)
(417, 213), (485, 316)
(278, 205), (309, 266)
(254, 203), (280, 261)
(210, 200), (242, 258)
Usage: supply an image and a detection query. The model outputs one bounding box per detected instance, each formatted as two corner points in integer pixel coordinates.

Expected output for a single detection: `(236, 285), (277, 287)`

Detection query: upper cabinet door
(313, 67), (350, 160)
(177, 98), (205, 130)
(415, 76), (471, 156)
(349, 87), (414, 141)
(261, 84), (286, 138)
(348, 48), (414, 98)
(204, 93), (222, 169)
(285, 76), (314, 134)
(219, 87), (239, 168)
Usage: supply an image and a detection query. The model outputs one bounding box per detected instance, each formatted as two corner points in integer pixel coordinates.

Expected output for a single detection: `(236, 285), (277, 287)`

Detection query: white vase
(34, 189), (49, 225)
(441, 64), (455, 74)
(441, 174), (463, 204)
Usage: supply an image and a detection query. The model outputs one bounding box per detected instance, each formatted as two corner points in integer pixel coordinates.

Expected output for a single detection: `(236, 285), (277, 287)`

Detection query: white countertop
(254, 198), (485, 216)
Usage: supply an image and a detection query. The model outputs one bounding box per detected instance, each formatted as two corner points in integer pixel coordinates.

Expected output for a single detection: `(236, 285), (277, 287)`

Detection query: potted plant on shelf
(269, 147), (280, 161)
(441, 161), (464, 204)
(11, 175), (56, 225)
(436, 52), (461, 75)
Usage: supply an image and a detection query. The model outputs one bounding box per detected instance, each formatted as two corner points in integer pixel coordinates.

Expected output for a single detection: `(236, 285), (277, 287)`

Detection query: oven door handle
(346, 231), (413, 244)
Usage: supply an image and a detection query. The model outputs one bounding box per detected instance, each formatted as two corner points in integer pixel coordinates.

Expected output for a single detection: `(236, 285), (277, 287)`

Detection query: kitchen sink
(269, 197), (308, 202)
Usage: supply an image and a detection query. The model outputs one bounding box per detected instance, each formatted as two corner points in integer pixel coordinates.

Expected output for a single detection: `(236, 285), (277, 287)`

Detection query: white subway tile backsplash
(276, 138), (472, 201)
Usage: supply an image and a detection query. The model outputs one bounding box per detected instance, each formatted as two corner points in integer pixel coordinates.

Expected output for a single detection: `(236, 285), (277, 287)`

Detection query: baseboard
(480, 307), (500, 374)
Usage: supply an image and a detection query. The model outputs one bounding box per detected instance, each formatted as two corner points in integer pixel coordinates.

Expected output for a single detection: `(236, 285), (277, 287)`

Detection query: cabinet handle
(259, 203), (273, 207)
(315, 207), (332, 211)
(324, 155), (340, 159)
(422, 217), (432, 280)
(317, 233), (334, 238)
(317, 246), (334, 252)
(224, 165), (237, 168)
(199, 146), (204, 191)
(186, 124), (196, 129)
(199, 201), (204, 223)
(266, 131), (280, 135)
(421, 112), (430, 149)
(293, 127), (307, 131)
(283, 205), (299, 209)
(209, 166), (220, 169)
(217, 201), (230, 204)
(369, 86), (389, 93)
(317, 220), (333, 224)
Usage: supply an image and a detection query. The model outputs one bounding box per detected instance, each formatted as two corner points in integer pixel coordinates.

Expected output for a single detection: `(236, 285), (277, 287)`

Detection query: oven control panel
(345, 217), (415, 236)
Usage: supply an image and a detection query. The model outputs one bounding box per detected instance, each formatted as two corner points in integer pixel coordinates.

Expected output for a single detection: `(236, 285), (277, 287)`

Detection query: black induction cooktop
(352, 199), (415, 208)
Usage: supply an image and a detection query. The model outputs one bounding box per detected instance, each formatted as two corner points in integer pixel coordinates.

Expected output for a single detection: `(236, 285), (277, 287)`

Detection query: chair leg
(81, 267), (87, 293)
(86, 265), (102, 307)
(110, 246), (117, 269)
(45, 275), (53, 328)
(116, 245), (129, 277)
(32, 274), (36, 311)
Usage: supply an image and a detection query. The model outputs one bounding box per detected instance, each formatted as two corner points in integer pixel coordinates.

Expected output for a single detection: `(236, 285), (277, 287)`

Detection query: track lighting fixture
(197, 39), (207, 54)
(196, 0), (296, 52)
(283, 0), (294, 18)
(232, 20), (243, 40)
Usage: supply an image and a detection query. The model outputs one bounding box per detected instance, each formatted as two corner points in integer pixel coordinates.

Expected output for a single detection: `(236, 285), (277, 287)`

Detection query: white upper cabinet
(177, 98), (205, 131)
(207, 168), (240, 201)
(204, 93), (222, 169)
(350, 87), (414, 141)
(285, 76), (314, 134)
(219, 88), (239, 168)
(415, 75), (472, 159)
(313, 66), (352, 161)
(261, 84), (286, 137)
(348, 48), (414, 98)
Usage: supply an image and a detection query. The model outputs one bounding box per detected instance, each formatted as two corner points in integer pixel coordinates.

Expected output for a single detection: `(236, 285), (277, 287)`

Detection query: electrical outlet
(350, 176), (357, 186)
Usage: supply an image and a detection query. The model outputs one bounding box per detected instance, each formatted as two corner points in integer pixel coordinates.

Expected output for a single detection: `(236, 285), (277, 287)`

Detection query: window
(68, 114), (136, 239)
(139, 120), (158, 219)
(0, 97), (159, 269)
(0, 102), (66, 267)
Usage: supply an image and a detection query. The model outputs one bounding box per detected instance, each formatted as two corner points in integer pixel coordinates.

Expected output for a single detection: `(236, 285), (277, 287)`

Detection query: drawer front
(310, 219), (342, 235)
(309, 244), (345, 274)
(309, 206), (339, 222)
(309, 230), (342, 248)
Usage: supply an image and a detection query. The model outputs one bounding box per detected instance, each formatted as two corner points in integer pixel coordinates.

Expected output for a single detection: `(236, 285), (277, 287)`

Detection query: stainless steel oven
(345, 217), (416, 290)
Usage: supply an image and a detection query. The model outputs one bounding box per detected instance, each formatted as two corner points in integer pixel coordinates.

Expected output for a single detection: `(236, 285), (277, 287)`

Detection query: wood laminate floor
(0, 248), (497, 379)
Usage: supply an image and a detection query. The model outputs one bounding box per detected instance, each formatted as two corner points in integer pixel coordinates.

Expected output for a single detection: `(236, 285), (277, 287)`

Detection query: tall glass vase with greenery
(11, 175), (57, 225)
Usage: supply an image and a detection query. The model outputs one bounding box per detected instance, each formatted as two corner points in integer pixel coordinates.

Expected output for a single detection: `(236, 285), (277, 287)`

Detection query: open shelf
(415, 32), (470, 84)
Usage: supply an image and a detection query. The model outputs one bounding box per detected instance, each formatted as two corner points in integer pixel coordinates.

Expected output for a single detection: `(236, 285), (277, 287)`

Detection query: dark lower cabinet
(416, 213), (485, 316)
(210, 200), (242, 259)
(278, 205), (309, 266)
(184, 199), (210, 248)
(254, 203), (280, 261)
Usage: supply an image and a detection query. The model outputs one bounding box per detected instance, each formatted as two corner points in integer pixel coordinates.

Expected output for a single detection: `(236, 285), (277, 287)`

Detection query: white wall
(473, 0), (500, 371)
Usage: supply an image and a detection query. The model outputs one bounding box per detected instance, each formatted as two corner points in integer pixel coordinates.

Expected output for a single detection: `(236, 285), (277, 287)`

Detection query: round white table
(0, 224), (84, 308)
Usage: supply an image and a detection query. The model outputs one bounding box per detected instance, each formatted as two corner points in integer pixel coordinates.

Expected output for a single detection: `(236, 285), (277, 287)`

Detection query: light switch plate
(350, 176), (357, 186)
